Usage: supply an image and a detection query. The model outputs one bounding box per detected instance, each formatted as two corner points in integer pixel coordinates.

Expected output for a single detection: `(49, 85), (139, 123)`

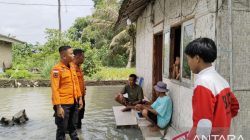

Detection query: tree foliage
(68, 0), (136, 67)
(10, 0), (135, 79)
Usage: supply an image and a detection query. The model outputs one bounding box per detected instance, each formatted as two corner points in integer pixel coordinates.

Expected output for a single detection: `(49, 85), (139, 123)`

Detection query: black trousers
(54, 104), (79, 140)
(75, 99), (85, 128)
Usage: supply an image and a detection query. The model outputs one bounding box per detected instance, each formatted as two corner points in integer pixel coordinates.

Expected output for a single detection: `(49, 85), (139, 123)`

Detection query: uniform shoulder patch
(52, 69), (59, 78)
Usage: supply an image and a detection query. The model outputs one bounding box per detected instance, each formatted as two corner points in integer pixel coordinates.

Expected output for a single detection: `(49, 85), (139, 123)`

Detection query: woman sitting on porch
(135, 81), (173, 131)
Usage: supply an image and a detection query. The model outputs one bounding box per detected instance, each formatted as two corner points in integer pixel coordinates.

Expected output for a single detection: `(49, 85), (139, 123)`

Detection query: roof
(0, 34), (25, 44)
(115, 0), (151, 29)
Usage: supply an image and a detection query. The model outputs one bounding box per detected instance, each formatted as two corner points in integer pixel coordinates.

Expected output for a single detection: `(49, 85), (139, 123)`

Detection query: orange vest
(50, 62), (81, 105)
(72, 63), (85, 96)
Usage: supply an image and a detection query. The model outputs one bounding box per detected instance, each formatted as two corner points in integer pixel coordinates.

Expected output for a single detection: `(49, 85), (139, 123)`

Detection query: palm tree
(109, 24), (136, 68)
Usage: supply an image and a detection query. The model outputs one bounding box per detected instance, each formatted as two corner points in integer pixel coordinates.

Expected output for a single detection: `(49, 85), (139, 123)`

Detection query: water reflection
(0, 86), (143, 140)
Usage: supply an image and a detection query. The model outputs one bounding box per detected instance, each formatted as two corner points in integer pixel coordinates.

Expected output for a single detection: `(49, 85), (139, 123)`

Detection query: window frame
(163, 28), (170, 79)
(180, 19), (194, 84)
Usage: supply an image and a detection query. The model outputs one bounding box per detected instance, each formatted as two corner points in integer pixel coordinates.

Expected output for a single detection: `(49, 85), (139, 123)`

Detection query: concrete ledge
(0, 80), (127, 88)
(113, 106), (138, 127)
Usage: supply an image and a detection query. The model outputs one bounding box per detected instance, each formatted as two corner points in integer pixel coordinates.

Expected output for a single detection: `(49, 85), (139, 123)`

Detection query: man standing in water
(72, 49), (86, 129)
(50, 46), (83, 140)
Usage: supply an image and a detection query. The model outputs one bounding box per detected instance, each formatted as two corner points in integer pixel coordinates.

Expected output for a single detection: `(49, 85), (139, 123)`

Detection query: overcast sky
(0, 0), (94, 44)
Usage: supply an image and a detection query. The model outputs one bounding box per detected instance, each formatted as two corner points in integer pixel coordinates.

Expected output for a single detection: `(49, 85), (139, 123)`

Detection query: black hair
(59, 46), (71, 53)
(73, 49), (84, 56)
(129, 74), (137, 82)
(185, 37), (217, 63)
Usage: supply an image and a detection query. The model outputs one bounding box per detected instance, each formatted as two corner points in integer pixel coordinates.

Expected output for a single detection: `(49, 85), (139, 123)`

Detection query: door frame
(152, 31), (163, 102)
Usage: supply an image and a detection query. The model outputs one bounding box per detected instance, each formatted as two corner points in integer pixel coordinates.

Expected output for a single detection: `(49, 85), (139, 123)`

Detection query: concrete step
(112, 106), (137, 127)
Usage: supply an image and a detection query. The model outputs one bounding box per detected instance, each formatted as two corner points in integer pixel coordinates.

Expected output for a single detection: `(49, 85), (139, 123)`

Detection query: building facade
(0, 34), (24, 72)
(116, 0), (250, 138)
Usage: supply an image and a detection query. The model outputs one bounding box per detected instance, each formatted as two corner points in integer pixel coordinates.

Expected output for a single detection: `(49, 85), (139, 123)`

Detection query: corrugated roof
(0, 34), (25, 44)
(115, 0), (151, 29)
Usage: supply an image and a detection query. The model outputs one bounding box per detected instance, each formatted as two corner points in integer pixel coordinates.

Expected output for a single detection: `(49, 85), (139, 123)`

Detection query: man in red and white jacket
(184, 38), (239, 139)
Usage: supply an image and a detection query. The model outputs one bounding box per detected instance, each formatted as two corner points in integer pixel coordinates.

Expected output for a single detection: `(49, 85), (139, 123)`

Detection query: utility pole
(58, 0), (62, 43)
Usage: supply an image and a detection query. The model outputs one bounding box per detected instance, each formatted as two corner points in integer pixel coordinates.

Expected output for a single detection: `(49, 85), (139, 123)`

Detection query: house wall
(137, 0), (217, 132)
(136, 0), (166, 99)
(136, 0), (249, 138)
(0, 41), (12, 69)
(164, 0), (218, 133)
(216, 0), (250, 138)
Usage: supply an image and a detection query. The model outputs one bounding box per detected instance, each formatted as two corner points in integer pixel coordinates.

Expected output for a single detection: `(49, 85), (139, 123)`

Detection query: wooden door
(152, 32), (163, 102)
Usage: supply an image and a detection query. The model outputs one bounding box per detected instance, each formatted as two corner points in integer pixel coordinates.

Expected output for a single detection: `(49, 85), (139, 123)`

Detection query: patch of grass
(0, 67), (135, 81)
(41, 59), (57, 79)
(0, 73), (7, 79)
(85, 67), (135, 80)
(5, 69), (32, 79)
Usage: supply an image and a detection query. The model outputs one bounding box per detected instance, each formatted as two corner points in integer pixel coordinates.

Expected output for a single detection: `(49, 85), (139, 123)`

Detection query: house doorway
(152, 32), (163, 102)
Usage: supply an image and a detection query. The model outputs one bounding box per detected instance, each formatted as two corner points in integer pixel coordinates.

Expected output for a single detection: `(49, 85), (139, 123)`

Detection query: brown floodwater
(0, 86), (143, 140)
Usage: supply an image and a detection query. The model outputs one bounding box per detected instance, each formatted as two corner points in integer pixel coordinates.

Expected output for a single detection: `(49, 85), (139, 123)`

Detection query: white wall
(0, 41), (12, 69)
(136, 0), (249, 138)
(136, 0), (217, 133)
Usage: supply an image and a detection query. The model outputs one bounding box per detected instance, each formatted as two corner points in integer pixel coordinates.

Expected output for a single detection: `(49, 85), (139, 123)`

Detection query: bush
(85, 67), (135, 80)
(5, 69), (32, 79)
(83, 48), (101, 77)
(41, 59), (57, 79)
(103, 54), (127, 67)
(0, 73), (7, 79)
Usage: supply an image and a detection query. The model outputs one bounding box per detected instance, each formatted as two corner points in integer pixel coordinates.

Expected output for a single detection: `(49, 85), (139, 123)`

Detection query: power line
(0, 1), (93, 7)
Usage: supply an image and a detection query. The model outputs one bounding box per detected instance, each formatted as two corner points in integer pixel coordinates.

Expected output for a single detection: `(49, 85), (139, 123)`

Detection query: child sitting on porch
(171, 56), (180, 80)
(135, 81), (172, 131)
(184, 38), (239, 139)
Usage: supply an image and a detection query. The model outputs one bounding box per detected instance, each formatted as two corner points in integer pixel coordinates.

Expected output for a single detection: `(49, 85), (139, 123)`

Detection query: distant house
(0, 34), (24, 72)
(116, 0), (249, 139)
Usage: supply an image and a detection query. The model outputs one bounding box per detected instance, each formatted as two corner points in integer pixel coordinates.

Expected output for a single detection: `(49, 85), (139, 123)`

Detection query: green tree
(67, 0), (134, 67)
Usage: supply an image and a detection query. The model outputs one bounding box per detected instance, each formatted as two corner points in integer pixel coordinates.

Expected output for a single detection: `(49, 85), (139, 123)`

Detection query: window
(167, 25), (181, 80)
(181, 20), (194, 82)
(163, 20), (194, 83)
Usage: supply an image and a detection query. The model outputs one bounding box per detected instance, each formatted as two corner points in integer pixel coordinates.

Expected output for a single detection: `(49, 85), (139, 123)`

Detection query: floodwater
(0, 86), (143, 140)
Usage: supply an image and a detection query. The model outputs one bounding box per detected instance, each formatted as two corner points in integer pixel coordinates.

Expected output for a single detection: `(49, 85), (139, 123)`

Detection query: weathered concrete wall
(216, 0), (250, 138)
(136, 3), (154, 99)
(152, 0), (164, 24)
(0, 41), (12, 69)
(164, 0), (217, 133)
(135, 0), (250, 138)
(163, 79), (193, 132)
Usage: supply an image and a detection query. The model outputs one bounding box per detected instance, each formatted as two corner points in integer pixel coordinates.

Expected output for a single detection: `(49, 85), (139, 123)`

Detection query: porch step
(113, 106), (182, 139)
(134, 110), (163, 140)
(112, 106), (137, 127)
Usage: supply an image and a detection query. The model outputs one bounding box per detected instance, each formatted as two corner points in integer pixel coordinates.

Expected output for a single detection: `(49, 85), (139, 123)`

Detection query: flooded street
(0, 86), (143, 140)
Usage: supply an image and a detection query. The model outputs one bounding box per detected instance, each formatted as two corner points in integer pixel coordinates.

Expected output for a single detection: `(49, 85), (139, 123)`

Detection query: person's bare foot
(121, 106), (131, 112)
(147, 124), (154, 127)
(150, 126), (160, 131)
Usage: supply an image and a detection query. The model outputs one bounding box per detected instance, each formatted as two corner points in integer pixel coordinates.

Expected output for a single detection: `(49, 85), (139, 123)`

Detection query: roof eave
(115, 0), (152, 30)
(0, 34), (25, 44)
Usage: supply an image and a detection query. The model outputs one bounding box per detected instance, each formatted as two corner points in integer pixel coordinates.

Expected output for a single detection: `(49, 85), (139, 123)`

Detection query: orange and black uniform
(51, 62), (81, 140)
(72, 63), (85, 128)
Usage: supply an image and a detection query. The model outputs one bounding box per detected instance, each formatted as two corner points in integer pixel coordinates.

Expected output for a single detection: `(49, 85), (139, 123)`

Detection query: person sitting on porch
(115, 74), (144, 112)
(171, 56), (180, 80)
(135, 81), (172, 131)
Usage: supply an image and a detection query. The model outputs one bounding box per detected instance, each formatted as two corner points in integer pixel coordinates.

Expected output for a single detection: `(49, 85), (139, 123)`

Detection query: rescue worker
(72, 48), (86, 129)
(50, 45), (83, 140)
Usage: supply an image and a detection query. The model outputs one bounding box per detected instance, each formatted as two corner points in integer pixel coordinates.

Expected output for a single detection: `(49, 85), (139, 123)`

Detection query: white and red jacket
(188, 66), (239, 140)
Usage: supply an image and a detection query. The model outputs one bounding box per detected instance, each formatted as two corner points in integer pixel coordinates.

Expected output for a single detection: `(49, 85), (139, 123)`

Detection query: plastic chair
(172, 131), (189, 140)
(136, 77), (144, 87)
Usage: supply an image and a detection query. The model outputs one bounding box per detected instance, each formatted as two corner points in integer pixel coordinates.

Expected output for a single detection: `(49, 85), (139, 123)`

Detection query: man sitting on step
(115, 74), (144, 112)
(135, 81), (172, 131)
